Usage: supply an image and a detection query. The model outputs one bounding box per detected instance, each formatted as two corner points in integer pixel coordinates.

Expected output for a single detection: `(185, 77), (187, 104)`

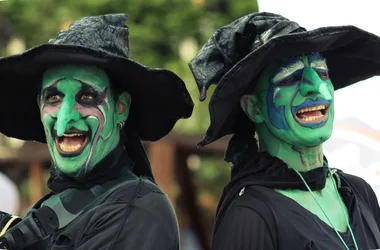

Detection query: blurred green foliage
(0, 0), (258, 134)
(192, 156), (232, 233)
(195, 157), (231, 197)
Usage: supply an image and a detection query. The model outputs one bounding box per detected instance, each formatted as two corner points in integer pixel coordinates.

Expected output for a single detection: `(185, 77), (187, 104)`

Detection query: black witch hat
(0, 14), (194, 178)
(189, 12), (380, 153)
(0, 13), (193, 143)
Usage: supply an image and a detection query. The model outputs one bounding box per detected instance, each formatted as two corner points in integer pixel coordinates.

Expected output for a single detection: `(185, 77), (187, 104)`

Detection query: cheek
(272, 87), (296, 108)
(41, 116), (56, 142)
(318, 82), (333, 100)
(41, 104), (61, 120)
(41, 105), (60, 138)
(329, 84), (334, 98)
(273, 92), (285, 107)
(75, 104), (105, 126)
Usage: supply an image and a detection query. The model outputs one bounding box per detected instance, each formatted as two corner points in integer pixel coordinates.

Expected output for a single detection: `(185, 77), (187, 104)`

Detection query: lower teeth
(59, 144), (81, 152)
(302, 115), (324, 122)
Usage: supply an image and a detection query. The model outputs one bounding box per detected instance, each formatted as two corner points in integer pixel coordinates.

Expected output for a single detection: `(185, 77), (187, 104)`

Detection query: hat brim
(0, 44), (194, 143)
(201, 25), (380, 146)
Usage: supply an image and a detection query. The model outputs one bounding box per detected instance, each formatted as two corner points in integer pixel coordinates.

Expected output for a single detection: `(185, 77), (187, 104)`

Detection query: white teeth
(59, 143), (81, 152)
(301, 115), (324, 122)
(58, 133), (86, 152)
(296, 105), (326, 114)
(63, 133), (83, 137)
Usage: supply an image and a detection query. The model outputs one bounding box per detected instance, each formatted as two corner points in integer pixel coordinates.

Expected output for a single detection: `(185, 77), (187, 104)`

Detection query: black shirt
(24, 171), (180, 250)
(213, 153), (380, 250)
(13, 142), (180, 250)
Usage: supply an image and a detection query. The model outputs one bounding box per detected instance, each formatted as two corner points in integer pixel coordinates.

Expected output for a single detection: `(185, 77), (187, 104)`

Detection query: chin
(277, 129), (331, 147)
(299, 133), (331, 147)
(53, 154), (85, 175)
(57, 164), (82, 175)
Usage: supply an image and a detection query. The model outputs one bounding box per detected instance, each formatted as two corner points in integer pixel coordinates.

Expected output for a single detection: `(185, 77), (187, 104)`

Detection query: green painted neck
(256, 124), (324, 171)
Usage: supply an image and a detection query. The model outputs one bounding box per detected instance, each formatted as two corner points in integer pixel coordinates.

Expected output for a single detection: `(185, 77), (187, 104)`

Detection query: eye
(79, 93), (96, 103)
(46, 94), (62, 104)
(317, 71), (330, 81)
(278, 75), (301, 86)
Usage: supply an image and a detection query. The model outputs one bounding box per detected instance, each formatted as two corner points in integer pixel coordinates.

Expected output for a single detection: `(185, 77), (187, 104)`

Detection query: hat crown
(189, 12), (304, 101)
(48, 13), (130, 58)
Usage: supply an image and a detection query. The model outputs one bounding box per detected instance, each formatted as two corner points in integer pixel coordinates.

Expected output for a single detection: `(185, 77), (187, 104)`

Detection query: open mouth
(54, 129), (90, 156)
(295, 104), (329, 124)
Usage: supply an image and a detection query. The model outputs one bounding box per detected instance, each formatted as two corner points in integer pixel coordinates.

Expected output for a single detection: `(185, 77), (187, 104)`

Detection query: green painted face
(243, 53), (334, 147)
(38, 65), (131, 177)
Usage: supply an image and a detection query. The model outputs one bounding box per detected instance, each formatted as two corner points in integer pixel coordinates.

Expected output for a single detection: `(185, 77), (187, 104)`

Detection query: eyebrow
(45, 77), (66, 89)
(79, 82), (101, 95)
(272, 59), (304, 83)
(310, 59), (328, 70)
(73, 77), (105, 92)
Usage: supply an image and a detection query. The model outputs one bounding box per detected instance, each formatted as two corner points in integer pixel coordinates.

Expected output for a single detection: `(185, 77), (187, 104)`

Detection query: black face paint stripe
(42, 77), (66, 99)
(43, 85), (59, 98)
(43, 77), (108, 107)
(75, 81), (108, 107)
(73, 78), (104, 92)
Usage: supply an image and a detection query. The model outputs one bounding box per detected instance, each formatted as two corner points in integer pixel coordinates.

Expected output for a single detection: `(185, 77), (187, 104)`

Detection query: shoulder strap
(0, 172), (141, 250)
(214, 182), (278, 249)
(43, 175), (139, 230)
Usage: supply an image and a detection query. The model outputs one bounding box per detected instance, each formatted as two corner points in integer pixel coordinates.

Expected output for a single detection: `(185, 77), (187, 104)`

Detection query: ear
(240, 94), (264, 123)
(116, 91), (131, 124)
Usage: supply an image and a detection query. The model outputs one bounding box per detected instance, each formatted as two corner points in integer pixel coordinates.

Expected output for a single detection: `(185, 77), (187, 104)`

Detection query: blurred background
(0, 1), (379, 250)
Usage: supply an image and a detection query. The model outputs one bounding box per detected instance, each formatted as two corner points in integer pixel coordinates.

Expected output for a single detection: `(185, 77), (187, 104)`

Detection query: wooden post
(175, 147), (211, 250)
(147, 141), (178, 207)
(29, 162), (43, 204)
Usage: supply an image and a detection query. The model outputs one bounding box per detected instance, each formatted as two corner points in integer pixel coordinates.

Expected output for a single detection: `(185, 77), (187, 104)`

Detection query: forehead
(42, 64), (110, 90)
(276, 53), (326, 68)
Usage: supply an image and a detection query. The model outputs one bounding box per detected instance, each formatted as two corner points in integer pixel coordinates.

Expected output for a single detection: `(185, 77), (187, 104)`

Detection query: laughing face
(242, 53), (334, 147)
(38, 65), (131, 177)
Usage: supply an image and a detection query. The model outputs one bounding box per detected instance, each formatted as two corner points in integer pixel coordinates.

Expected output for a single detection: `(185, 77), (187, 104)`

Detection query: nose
(56, 94), (80, 136)
(299, 67), (324, 97)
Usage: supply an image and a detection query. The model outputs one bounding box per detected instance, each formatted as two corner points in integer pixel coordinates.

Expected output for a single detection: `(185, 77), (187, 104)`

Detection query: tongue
(61, 136), (85, 146)
(298, 110), (322, 118)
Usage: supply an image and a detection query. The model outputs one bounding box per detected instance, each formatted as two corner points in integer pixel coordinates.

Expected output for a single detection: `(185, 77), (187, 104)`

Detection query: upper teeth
(58, 133), (86, 153)
(296, 105), (326, 114)
(63, 133), (84, 137)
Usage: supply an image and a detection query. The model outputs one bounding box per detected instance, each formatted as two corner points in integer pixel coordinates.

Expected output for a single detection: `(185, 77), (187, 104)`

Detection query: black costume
(0, 14), (193, 250)
(213, 153), (380, 249)
(23, 143), (180, 250)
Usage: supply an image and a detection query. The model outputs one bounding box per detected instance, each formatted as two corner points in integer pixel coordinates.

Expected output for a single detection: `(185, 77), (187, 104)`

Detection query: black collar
(47, 142), (134, 193)
(229, 152), (329, 192)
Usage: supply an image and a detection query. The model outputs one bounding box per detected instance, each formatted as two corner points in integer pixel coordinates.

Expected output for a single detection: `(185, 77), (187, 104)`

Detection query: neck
(54, 139), (125, 179)
(48, 140), (131, 193)
(257, 125), (324, 172)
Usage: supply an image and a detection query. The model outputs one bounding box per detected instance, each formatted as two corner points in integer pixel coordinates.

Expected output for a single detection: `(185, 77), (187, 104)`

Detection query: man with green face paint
(40, 65), (131, 177)
(189, 12), (380, 250)
(0, 14), (193, 250)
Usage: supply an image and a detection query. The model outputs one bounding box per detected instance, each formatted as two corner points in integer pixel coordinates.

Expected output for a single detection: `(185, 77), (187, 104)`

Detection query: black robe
(17, 143), (180, 250)
(212, 153), (380, 250)
(26, 172), (179, 250)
